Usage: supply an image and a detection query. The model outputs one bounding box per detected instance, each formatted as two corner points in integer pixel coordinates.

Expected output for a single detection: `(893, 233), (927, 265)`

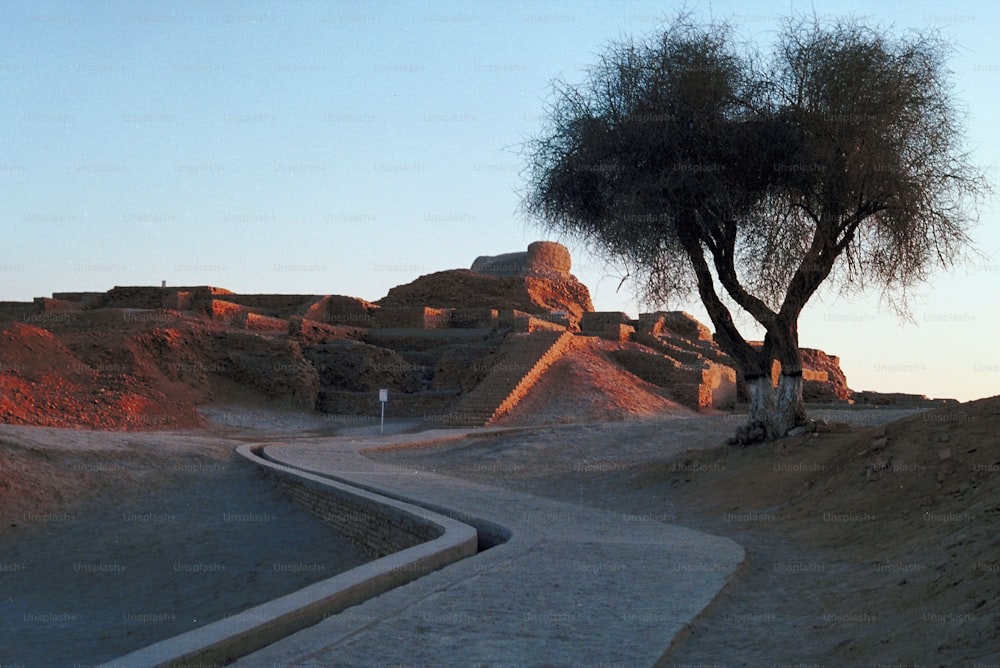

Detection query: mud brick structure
(3, 241), (919, 430)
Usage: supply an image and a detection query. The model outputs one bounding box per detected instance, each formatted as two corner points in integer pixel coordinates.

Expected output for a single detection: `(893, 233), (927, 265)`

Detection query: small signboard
(378, 389), (388, 433)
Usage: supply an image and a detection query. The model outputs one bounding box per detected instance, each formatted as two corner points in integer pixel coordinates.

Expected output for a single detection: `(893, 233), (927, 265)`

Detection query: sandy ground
(368, 404), (1000, 667)
(0, 421), (371, 666)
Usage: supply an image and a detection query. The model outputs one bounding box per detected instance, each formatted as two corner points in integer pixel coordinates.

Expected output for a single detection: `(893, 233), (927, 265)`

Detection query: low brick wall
(50, 291), (105, 305)
(450, 308), (499, 329)
(580, 311), (631, 333)
(273, 471), (441, 558)
(103, 445), (478, 667)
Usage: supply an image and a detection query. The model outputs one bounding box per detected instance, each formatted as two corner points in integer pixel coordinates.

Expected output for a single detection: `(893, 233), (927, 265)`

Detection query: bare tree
(522, 15), (988, 441)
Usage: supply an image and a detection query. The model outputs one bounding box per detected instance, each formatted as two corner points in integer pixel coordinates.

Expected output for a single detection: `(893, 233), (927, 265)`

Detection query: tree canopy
(522, 14), (989, 439)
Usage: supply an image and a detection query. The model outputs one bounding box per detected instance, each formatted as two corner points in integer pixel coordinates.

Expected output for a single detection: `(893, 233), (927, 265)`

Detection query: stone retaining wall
(102, 445), (478, 668)
(258, 459), (442, 558)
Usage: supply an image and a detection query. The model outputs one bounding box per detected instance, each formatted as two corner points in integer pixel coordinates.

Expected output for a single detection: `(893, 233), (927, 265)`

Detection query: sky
(1, 0), (997, 402)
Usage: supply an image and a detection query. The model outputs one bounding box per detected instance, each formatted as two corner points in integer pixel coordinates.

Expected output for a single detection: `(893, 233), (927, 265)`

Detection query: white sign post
(378, 389), (388, 434)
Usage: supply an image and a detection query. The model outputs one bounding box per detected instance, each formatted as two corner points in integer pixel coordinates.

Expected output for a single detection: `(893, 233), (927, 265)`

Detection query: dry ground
(368, 399), (1000, 666)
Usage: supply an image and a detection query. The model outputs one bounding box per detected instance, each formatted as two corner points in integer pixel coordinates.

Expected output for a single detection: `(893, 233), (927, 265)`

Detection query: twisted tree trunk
(740, 369), (805, 443)
(733, 324), (808, 444)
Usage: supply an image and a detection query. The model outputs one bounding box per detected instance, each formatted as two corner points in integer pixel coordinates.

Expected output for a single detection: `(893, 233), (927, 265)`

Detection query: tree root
(726, 420), (769, 446)
(726, 418), (831, 446)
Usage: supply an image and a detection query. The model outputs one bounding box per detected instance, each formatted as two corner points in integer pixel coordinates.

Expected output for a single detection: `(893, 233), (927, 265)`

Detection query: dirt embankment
(643, 398), (1000, 665)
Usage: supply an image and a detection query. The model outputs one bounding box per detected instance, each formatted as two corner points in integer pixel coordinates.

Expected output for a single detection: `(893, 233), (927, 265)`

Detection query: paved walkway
(233, 428), (745, 667)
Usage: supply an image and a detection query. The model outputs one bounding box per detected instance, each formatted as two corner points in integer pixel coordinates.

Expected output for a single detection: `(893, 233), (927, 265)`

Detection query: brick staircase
(450, 331), (574, 426)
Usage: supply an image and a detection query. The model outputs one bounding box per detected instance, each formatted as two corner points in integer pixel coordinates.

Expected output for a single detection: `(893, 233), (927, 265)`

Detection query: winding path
(229, 427), (745, 666)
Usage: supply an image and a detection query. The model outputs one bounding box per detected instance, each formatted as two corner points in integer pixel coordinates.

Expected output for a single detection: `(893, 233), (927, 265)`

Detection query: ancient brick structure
(471, 240), (572, 277)
(2, 241), (883, 429)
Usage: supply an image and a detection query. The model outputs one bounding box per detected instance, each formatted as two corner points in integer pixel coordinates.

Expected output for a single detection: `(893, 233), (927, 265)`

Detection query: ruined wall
(637, 311), (714, 341)
(471, 240), (572, 277)
(303, 340), (423, 393)
(222, 294), (321, 317)
(612, 350), (737, 411)
(377, 269), (592, 330)
(97, 286), (234, 310)
(373, 307), (453, 330)
(302, 295), (376, 327)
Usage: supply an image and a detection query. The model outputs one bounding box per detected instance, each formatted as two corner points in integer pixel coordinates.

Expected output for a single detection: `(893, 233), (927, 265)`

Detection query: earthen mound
(0, 321), (205, 429)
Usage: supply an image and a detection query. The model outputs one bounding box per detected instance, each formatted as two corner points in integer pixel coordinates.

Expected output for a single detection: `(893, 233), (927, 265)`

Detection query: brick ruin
(2, 241), (938, 429)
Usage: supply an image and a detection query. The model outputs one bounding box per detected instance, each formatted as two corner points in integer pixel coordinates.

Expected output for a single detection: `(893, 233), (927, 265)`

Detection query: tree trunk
(740, 367), (807, 443)
(771, 316), (808, 435)
(745, 374), (776, 439)
(774, 369), (807, 433)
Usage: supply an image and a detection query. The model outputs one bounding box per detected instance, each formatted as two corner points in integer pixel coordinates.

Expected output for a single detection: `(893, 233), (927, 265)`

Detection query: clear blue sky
(2, 0), (997, 402)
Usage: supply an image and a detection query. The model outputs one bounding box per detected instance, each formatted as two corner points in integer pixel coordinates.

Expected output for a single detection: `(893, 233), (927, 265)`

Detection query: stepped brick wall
(308, 328), (504, 420)
(611, 349), (737, 410)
